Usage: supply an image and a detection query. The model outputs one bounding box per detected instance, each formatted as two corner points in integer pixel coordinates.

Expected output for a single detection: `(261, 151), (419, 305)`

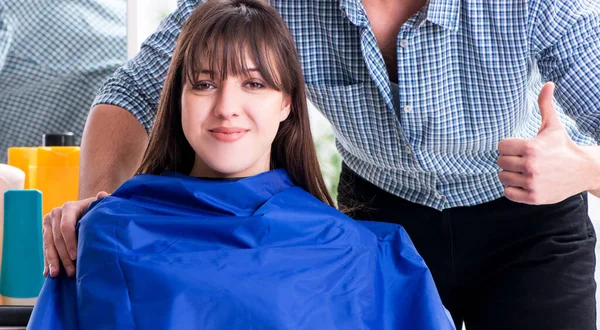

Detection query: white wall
(127, 0), (178, 57)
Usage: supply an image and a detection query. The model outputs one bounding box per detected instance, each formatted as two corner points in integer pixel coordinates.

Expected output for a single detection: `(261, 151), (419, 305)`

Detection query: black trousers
(337, 163), (597, 330)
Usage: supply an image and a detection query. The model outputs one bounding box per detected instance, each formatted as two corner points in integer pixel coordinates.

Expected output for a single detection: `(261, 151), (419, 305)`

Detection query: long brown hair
(137, 0), (334, 206)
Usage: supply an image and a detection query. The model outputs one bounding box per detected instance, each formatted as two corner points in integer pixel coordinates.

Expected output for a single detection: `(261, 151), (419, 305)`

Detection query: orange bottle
(36, 133), (80, 217)
(7, 147), (38, 189)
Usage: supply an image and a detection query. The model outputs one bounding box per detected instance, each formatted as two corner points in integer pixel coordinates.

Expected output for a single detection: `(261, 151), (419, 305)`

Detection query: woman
(28, 1), (454, 329)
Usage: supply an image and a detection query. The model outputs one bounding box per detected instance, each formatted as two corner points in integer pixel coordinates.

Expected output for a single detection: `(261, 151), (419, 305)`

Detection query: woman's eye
(192, 82), (214, 90)
(245, 81), (265, 89)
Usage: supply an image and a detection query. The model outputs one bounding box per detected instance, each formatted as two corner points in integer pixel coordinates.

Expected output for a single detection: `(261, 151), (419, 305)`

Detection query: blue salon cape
(29, 169), (454, 329)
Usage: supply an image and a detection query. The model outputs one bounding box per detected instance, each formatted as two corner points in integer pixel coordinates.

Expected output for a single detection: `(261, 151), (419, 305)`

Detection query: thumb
(96, 191), (110, 199)
(538, 82), (561, 133)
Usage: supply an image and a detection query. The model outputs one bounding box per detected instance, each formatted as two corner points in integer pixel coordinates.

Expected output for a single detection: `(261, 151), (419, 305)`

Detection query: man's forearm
(79, 104), (149, 198)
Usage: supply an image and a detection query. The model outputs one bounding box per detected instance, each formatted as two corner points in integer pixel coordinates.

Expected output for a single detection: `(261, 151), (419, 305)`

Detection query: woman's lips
(209, 127), (249, 142)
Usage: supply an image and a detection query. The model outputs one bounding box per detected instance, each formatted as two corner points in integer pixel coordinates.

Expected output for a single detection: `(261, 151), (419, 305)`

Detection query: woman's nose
(212, 82), (241, 119)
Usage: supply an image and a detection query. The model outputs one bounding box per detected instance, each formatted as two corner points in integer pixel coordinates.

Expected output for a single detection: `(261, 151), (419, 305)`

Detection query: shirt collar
(425, 0), (460, 31)
(339, 0), (368, 27)
(340, 0), (460, 32)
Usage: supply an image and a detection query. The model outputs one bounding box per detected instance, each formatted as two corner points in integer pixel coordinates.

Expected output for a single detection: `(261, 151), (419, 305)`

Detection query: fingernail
(43, 267), (48, 277)
(49, 265), (55, 276)
(69, 250), (77, 260)
(66, 266), (75, 277)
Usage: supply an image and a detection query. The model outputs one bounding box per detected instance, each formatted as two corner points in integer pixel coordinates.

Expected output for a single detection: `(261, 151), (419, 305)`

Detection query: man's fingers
(498, 138), (528, 156)
(51, 208), (75, 277)
(61, 196), (97, 261)
(43, 212), (61, 277)
(96, 191), (109, 199)
(43, 256), (49, 278)
(496, 155), (527, 173)
(498, 170), (531, 188)
(42, 216), (50, 277)
(504, 186), (532, 204)
(538, 82), (555, 112)
(59, 197), (97, 272)
(42, 195), (102, 278)
(60, 201), (84, 260)
(538, 82), (561, 133)
(500, 171), (540, 204)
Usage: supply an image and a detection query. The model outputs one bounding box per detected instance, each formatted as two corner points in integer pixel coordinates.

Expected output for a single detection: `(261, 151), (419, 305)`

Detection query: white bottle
(0, 164), (26, 305)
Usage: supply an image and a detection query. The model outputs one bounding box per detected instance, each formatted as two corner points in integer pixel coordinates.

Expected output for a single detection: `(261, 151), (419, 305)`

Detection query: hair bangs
(183, 14), (285, 92)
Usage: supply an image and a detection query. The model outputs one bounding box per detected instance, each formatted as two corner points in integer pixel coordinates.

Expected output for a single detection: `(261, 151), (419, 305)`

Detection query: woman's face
(181, 54), (291, 178)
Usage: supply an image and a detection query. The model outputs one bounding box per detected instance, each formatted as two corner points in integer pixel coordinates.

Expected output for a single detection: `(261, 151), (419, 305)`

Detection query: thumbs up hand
(497, 82), (599, 204)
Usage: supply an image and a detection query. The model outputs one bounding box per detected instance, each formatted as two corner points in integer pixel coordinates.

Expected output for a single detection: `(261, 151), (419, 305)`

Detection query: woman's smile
(208, 126), (249, 142)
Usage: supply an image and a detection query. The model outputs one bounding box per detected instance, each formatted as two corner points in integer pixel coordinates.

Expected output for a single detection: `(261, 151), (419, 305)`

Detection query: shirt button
(403, 105), (413, 112)
(435, 192), (444, 199)
(405, 146), (412, 154)
(400, 39), (409, 48)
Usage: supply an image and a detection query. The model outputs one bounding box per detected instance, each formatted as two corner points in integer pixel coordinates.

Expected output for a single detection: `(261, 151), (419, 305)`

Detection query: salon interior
(1, 0), (600, 329)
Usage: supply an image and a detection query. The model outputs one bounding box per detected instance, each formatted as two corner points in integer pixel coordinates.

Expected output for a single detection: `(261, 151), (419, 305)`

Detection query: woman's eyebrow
(198, 68), (259, 74)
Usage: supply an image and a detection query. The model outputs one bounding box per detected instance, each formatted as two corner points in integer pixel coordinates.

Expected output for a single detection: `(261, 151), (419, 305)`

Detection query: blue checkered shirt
(94, 0), (600, 210)
(0, 0), (127, 162)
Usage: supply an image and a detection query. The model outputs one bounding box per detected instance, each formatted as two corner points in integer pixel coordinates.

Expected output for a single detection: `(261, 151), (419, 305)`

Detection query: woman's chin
(193, 152), (272, 178)
(208, 163), (266, 178)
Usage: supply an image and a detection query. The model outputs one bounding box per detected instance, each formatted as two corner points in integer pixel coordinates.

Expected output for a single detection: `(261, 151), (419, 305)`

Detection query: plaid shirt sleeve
(92, 0), (201, 132)
(531, 0), (600, 142)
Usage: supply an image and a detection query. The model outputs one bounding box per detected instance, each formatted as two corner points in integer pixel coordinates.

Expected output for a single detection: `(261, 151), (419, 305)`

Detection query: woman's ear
(280, 95), (291, 122)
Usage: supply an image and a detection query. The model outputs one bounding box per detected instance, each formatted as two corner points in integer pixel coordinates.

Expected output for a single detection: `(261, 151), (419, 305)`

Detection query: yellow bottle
(36, 146), (80, 217)
(7, 147), (38, 189)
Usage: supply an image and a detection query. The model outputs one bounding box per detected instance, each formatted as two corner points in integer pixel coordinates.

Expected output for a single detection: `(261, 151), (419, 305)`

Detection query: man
(45, 0), (600, 329)
(0, 0), (126, 161)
